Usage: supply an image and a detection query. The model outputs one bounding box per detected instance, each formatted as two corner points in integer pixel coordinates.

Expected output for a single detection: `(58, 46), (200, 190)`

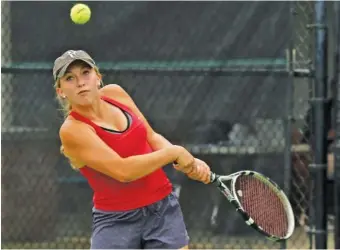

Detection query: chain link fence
(289, 1), (338, 249)
(289, 1), (314, 248)
(1, 1), (336, 249)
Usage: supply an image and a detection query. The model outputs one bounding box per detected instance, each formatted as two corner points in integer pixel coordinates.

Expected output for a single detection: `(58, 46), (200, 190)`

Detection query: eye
(66, 75), (73, 81)
(83, 69), (90, 75)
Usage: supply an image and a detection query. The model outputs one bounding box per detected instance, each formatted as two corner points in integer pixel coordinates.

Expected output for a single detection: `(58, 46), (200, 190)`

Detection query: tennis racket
(210, 170), (295, 241)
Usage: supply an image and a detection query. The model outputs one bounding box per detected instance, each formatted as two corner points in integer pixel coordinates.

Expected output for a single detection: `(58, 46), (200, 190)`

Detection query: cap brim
(55, 59), (95, 81)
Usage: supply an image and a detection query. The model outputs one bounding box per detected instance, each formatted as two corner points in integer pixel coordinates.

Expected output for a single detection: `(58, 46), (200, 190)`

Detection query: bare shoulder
(100, 84), (136, 107)
(100, 84), (154, 134)
(59, 117), (95, 143)
(100, 84), (130, 100)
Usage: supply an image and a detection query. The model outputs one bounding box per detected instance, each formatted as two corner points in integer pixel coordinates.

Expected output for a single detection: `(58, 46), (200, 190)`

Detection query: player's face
(57, 61), (101, 106)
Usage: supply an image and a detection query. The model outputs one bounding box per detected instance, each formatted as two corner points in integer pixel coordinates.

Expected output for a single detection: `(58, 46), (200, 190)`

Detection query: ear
(56, 87), (66, 99)
(97, 78), (102, 87)
(97, 74), (102, 83)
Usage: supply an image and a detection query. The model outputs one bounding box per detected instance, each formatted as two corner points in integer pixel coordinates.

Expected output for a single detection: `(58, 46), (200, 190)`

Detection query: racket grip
(210, 172), (219, 183)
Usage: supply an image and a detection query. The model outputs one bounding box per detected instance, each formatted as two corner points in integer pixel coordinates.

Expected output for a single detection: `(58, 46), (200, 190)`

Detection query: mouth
(78, 90), (90, 95)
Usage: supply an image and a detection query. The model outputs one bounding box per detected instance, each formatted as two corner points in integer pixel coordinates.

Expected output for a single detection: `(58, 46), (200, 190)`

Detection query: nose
(76, 77), (86, 87)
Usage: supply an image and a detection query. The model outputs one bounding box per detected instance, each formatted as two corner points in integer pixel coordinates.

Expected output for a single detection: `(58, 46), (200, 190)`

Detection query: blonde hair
(55, 65), (103, 170)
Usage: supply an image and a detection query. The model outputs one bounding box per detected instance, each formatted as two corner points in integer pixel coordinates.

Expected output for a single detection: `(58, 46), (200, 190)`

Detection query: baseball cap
(53, 50), (96, 81)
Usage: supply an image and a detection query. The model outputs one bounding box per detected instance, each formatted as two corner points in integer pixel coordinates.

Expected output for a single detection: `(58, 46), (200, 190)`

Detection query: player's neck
(71, 97), (106, 120)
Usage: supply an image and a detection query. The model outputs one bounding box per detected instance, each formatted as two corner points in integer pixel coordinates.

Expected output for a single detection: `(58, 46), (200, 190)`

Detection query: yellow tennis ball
(70, 3), (91, 25)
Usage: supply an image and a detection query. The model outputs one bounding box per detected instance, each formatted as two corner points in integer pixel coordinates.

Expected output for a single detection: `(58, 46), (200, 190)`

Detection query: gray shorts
(91, 191), (189, 249)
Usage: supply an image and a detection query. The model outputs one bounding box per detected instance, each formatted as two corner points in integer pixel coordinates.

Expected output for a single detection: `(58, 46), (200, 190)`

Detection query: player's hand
(172, 146), (195, 174)
(186, 158), (211, 184)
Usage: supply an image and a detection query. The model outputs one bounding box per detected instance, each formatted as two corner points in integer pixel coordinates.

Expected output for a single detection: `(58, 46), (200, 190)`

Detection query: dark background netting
(1, 1), (338, 249)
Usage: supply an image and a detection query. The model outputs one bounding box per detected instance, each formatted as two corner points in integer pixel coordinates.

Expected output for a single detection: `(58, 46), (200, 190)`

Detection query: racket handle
(210, 172), (219, 183)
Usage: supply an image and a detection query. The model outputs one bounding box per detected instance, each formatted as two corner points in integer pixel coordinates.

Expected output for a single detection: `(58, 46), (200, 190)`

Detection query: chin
(76, 96), (94, 106)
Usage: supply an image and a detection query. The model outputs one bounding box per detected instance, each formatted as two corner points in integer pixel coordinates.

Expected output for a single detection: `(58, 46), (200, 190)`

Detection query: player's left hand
(186, 158), (211, 184)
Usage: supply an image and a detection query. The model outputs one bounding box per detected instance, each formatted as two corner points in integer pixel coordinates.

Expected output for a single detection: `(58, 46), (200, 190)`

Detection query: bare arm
(148, 133), (174, 151)
(60, 121), (187, 183)
(98, 84), (211, 184)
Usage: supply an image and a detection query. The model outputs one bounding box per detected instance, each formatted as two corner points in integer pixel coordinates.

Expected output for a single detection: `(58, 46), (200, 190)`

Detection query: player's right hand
(186, 158), (211, 184)
(172, 145), (195, 174)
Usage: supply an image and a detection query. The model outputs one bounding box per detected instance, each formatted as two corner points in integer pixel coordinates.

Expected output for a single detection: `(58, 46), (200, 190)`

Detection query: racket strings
(235, 175), (288, 237)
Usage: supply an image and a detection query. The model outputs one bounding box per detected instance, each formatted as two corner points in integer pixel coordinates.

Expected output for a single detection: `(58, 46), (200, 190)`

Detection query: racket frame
(210, 170), (295, 241)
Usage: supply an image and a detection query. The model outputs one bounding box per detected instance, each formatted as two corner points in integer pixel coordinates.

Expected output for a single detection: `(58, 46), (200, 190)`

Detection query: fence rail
(1, 60), (313, 77)
(1, 1), (338, 249)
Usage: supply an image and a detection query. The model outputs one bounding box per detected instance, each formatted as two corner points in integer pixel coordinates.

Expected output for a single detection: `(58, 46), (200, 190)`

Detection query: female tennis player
(53, 50), (211, 249)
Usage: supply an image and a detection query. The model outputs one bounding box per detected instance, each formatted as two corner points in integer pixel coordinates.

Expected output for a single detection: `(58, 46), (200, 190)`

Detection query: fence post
(310, 0), (328, 248)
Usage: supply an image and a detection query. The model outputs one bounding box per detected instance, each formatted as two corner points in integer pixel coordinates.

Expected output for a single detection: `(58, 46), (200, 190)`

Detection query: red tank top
(69, 96), (172, 211)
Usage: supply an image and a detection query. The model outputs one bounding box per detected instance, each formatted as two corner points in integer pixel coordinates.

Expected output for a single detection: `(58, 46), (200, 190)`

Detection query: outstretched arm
(100, 84), (211, 184)
(60, 120), (194, 183)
